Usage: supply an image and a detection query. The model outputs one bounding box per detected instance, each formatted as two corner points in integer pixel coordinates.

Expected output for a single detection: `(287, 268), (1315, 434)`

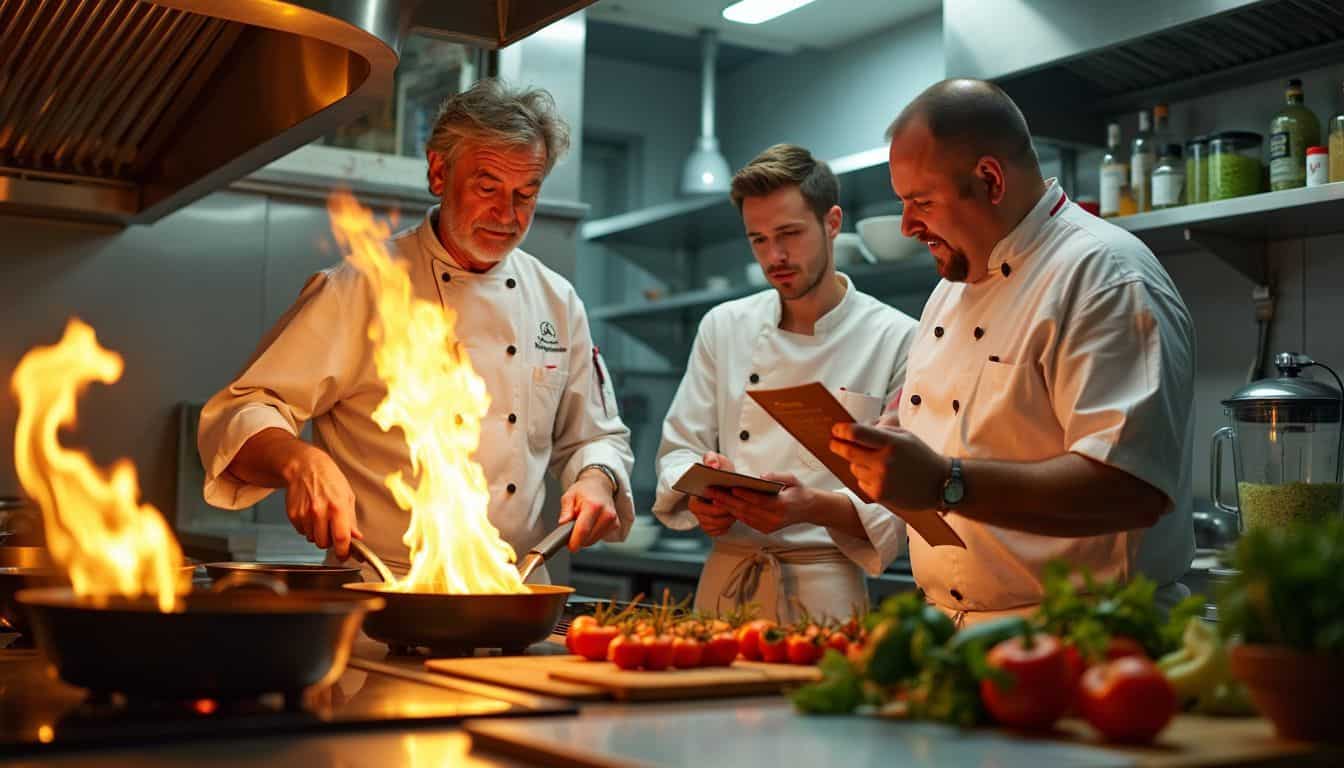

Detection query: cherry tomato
(979, 634), (1074, 731)
(608, 634), (645, 670)
(824, 631), (850, 656)
(759, 626), (789, 664)
(642, 634), (676, 671)
(573, 624), (619, 662)
(786, 634), (823, 665)
(702, 632), (740, 667)
(736, 619), (775, 662)
(566, 615), (597, 654)
(1105, 635), (1149, 661)
(672, 637), (705, 669)
(1079, 656), (1177, 744)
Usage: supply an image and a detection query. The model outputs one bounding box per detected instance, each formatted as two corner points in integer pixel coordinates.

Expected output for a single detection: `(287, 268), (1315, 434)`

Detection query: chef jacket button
(952, 399), (960, 413)
(988, 355), (1000, 363)
(506, 483), (517, 494)
(506, 278), (517, 289)
(1001, 263), (1012, 278)
(441, 272), (451, 282)
(934, 326), (944, 338)
(507, 344), (517, 356)
(910, 394), (922, 406)
(739, 430), (750, 441)
(749, 373), (760, 384)
(973, 327), (984, 340)
(950, 588), (964, 601)
(508, 413), (517, 424)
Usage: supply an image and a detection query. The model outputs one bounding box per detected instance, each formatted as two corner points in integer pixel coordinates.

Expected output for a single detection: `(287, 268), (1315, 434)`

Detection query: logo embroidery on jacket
(535, 320), (567, 352)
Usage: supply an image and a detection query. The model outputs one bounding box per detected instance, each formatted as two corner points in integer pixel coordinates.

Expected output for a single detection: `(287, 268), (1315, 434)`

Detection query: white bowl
(857, 216), (926, 263)
(744, 262), (769, 287)
(833, 232), (875, 267)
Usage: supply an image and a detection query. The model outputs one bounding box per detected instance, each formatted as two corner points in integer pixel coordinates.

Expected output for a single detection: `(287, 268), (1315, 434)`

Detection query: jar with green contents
(1185, 135), (1209, 204)
(1208, 131), (1263, 200)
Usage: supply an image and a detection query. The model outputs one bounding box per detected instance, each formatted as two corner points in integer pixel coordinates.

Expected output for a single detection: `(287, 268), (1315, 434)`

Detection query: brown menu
(748, 383), (966, 548)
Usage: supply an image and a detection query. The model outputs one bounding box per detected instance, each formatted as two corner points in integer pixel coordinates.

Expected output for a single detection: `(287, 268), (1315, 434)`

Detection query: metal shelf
(1109, 181), (1344, 283)
(581, 147), (895, 250)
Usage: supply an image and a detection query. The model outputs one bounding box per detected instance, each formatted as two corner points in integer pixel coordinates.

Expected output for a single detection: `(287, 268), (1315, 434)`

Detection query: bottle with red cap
(1306, 146), (1329, 187)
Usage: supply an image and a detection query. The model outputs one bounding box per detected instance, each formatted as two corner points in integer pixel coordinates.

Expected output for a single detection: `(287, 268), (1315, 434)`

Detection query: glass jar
(1208, 131), (1264, 201)
(1185, 135), (1209, 204)
(1152, 144), (1185, 209)
(1330, 112), (1344, 183)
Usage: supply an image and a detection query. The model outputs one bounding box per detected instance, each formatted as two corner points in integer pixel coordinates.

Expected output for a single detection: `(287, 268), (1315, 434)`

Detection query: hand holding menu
(672, 463), (786, 498)
(747, 383), (966, 548)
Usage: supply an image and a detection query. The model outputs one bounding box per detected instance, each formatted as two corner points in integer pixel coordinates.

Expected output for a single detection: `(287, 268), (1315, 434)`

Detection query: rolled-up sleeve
(550, 298), (635, 542)
(1051, 281), (1195, 509)
(197, 270), (367, 510)
(652, 313), (721, 531)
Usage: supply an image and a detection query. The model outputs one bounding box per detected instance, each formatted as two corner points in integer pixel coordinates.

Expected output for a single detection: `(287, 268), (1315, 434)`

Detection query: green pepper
(862, 617), (915, 684)
(1157, 619), (1223, 701)
(946, 616), (1031, 656)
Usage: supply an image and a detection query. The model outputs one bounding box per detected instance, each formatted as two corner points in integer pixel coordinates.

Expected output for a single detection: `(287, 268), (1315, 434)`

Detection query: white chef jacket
(653, 276), (918, 621)
(901, 180), (1196, 619)
(198, 206), (635, 579)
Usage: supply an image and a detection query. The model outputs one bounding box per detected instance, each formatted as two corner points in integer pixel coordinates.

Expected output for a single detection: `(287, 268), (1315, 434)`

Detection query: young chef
(198, 79), (634, 577)
(653, 144), (919, 622)
(831, 79), (1196, 625)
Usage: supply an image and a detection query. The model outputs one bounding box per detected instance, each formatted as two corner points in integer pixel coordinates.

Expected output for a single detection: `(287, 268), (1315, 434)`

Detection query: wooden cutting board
(426, 654), (821, 702)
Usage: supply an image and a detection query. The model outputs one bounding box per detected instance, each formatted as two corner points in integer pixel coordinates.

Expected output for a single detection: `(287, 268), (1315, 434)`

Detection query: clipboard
(672, 463), (786, 498)
(747, 383), (966, 548)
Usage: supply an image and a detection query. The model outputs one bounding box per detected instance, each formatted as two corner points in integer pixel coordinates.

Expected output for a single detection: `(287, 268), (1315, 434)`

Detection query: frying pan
(344, 522), (575, 655)
(204, 561), (363, 591)
(17, 579), (384, 703)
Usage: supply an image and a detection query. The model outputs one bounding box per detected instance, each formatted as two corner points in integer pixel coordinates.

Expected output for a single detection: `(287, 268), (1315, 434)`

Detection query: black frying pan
(343, 522), (575, 655)
(204, 561), (363, 591)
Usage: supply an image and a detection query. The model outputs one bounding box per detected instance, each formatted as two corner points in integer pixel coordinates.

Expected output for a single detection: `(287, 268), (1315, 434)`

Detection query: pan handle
(210, 571), (289, 596)
(517, 520), (576, 582)
(348, 539), (397, 584)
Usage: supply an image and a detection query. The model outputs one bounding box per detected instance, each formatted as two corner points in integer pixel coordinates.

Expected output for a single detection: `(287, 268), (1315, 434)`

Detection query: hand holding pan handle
(348, 539), (397, 584)
(518, 520), (576, 582)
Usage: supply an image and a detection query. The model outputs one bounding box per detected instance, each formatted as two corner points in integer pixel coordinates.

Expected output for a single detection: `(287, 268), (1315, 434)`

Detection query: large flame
(11, 320), (184, 612)
(327, 192), (526, 594)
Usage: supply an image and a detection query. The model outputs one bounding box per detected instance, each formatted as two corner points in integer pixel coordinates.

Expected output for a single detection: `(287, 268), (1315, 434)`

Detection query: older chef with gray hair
(198, 78), (634, 576)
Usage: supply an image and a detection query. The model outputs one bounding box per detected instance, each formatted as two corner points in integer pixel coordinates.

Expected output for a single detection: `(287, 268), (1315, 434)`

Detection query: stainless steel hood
(0, 0), (595, 226)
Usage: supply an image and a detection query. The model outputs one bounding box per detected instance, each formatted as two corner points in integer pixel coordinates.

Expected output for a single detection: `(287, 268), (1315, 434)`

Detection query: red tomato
(672, 637), (705, 669)
(759, 626), (789, 664)
(702, 632), (739, 667)
(1105, 635), (1149, 661)
(786, 634), (822, 665)
(824, 631), (850, 656)
(979, 634), (1074, 731)
(608, 634), (645, 670)
(566, 616), (597, 654)
(1079, 657), (1177, 744)
(736, 620), (775, 661)
(573, 624), (619, 662)
(642, 634), (675, 671)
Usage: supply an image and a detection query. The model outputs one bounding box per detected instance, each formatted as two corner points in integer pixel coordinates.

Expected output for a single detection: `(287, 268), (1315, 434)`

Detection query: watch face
(943, 480), (965, 506)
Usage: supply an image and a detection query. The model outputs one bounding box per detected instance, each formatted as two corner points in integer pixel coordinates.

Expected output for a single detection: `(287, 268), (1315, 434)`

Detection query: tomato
(786, 634), (822, 665)
(702, 632), (739, 667)
(642, 634), (676, 671)
(1079, 656), (1177, 744)
(1105, 635), (1149, 661)
(824, 631), (850, 656)
(566, 616), (597, 654)
(608, 634), (645, 670)
(846, 639), (866, 667)
(759, 626), (789, 664)
(736, 620), (775, 661)
(672, 637), (705, 669)
(979, 634), (1074, 731)
(573, 624), (620, 661)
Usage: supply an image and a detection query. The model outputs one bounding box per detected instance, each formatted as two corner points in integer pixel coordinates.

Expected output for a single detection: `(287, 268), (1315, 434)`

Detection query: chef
(198, 79), (634, 577)
(653, 144), (918, 623)
(831, 79), (1196, 625)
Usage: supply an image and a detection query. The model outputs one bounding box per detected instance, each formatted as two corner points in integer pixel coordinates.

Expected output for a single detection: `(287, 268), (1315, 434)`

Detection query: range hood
(0, 0), (595, 226)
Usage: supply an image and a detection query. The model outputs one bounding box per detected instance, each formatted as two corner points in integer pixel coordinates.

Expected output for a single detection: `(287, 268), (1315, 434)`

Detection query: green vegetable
(1218, 517), (1344, 651)
(789, 650), (864, 715)
(1034, 560), (1200, 660)
(862, 618), (915, 685)
(1194, 679), (1256, 716)
(946, 616), (1031, 656)
(1157, 619), (1226, 701)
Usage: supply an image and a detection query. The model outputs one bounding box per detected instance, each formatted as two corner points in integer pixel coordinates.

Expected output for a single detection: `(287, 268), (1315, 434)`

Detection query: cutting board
(426, 655), (821, 702)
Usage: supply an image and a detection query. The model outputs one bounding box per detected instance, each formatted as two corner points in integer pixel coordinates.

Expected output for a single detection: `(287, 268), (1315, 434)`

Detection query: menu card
(748, 383), (966, 548)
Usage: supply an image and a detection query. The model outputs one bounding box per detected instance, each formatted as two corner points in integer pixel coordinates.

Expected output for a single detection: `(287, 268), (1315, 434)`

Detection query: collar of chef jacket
(417, 205), (520, 284)
(986, 178), (1068, 276)
(761, 271), (859, 336)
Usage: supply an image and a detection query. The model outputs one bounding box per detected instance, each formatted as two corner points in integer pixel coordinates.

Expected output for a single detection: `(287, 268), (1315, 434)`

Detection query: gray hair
(424, 78), (571, 193)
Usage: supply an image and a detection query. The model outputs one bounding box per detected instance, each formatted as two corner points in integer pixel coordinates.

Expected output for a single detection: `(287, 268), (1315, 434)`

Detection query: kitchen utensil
(833, 232), (875, 266)
(856, 216), (925, 262)
(204, 562), (363, 591)
(1211, 353), (1344, 536)
(16, 579), (383, 702)
(344, 522), (575, 655)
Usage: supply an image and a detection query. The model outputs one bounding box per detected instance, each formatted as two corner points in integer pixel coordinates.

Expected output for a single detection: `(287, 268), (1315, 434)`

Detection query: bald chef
(198, 79), (634, 577)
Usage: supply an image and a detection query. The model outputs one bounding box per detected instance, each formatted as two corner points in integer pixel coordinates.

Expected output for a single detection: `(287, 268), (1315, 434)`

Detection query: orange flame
(11, 319), (184, 612)
(327, 192), (525, 594)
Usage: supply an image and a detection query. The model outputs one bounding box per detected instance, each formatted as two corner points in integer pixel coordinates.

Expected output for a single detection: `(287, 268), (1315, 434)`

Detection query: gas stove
(0, 633), (575, 758)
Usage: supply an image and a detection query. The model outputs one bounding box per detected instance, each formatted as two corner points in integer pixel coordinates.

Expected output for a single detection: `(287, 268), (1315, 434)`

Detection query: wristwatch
(939, 458), (964, 512)
(579, 463), (620, 496)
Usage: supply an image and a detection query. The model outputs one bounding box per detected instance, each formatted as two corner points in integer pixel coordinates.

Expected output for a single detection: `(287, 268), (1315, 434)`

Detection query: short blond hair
(424, 78), (571, 193)
(730, 144), (838, 222)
